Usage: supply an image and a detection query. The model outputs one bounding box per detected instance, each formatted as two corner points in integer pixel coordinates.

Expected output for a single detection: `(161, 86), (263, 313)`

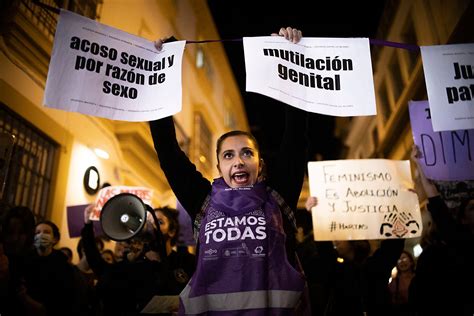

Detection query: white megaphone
(100, 192), (150, 241)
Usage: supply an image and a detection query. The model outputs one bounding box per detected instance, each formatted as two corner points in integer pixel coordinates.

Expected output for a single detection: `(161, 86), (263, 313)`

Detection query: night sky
(207, 1), (387, 165)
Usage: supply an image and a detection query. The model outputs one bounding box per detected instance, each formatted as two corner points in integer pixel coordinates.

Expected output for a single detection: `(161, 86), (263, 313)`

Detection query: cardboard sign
(308, 159), (422, 240)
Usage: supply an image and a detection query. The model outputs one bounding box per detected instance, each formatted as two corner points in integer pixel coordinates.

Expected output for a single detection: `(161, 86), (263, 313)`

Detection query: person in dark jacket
(81, 204), (166, 316)
(409, 145), (474, 316)
(151, 26), (309, 315)
(304, 196), (404, 316)
(154, 206), (196, 296)
(0, 205), (39, 316)
(22, 220), (80, 316)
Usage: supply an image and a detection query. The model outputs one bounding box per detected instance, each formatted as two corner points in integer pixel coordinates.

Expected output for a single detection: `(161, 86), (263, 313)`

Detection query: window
(174, 119), (190, 156)
(196, 45), (205, 69)
(16, 0), (102, 40)
(1, 0), (103, 80)
(62, 0), (102, 19)
(0, 104), (58, 219)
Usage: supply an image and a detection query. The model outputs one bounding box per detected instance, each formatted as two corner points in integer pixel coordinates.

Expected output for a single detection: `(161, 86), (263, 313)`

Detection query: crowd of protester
(0, 203), (196, 316)
(0, 26), (473, 316)
(1, 144), (472, 316)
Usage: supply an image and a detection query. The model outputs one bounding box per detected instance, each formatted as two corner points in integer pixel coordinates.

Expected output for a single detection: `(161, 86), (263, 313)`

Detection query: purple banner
(408, 100), (474, 181)
(67, 204), (104, 238)
(176, 201), (196, 246)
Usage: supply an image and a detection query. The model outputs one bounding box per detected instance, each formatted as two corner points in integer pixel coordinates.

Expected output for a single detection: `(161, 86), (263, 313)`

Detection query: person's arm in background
(81, 204), (108, 276)
(411, 144), (439, 199)
(411, 144), (462, 242)
(363, 237), (404, 314)
(0, 243), (47, 316)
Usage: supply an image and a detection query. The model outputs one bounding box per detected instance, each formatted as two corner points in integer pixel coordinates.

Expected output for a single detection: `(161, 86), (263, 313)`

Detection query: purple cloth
(176, 200), (196, 246)
(67, 204), (103, 238)
(180, 178), (305, 314)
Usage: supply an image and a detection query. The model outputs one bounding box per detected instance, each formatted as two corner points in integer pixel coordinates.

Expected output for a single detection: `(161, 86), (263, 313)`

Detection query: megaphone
(100, 193), (148, 241)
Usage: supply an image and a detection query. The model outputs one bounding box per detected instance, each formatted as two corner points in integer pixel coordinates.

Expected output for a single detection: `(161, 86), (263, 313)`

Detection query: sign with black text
(308, 159), (421, 240)
(243, 37), (376, 116)
(420, 43), (474, 131)
(409, 100), (474, 181)
(44, 10), (185, 121)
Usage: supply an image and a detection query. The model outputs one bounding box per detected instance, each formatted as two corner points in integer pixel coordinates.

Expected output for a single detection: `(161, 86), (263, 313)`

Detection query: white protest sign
(308, 159), (422, 241)
(243, 37), (376, 117)
(89, 185), (153, 221)
(420, 43), (474, 131)
(44, 9), (185, 122)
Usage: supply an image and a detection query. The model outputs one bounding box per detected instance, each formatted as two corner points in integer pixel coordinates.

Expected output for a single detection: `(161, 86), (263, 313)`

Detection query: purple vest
(179, 178), (305, 315)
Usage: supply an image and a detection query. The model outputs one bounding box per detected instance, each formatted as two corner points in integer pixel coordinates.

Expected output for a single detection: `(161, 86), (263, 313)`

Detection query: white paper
(140, 295), (179, 314)
(243, 37), (376, 117)
(44, 9), (185, 122)
(308, 159), (422, 241)
(420, 43), (474, 131)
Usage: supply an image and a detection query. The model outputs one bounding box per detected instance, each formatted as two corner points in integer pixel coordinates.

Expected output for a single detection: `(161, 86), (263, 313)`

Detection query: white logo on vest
(204, 215), (267, 244)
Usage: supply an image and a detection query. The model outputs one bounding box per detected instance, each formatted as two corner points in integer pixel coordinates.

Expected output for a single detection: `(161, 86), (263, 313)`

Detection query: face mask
(34, 233), (54, 251)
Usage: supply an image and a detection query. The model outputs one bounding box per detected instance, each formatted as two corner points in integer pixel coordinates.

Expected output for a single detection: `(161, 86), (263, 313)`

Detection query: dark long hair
(155, 207), (180, 246)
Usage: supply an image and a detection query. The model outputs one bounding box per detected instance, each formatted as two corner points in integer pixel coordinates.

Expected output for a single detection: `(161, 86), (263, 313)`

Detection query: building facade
(336, 0), (473, 252)
(0, 0), (248, 261)
(340, 0), (473, 161)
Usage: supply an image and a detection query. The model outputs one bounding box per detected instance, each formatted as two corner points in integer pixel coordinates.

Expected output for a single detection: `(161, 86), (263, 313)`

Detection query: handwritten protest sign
(308, 159), (421, 241)
(409, 100), (474, 181)
(89, 185), (153, 221)
(420, 43), (474, 131)
(243, 37), (376, 116)
(44, 9), (185, 121)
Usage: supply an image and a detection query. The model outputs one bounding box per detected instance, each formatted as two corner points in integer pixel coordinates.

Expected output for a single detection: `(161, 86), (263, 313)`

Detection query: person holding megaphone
(81, 198), (171, 315)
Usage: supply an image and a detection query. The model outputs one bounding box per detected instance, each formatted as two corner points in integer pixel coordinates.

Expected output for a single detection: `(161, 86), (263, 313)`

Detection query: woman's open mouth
(232, 172), (249, 184)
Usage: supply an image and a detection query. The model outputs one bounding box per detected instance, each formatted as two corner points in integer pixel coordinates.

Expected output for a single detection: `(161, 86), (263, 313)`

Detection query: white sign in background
(44, 9), (186, 122)
(89, 185), (153, 221)
(420, 43), (474, 131)
(243, 37), (376, 117)
(308, 159), (422, 241)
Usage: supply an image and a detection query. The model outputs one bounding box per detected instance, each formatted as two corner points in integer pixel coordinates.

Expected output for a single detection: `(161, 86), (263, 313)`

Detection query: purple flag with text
(408, 100), (474, 181)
